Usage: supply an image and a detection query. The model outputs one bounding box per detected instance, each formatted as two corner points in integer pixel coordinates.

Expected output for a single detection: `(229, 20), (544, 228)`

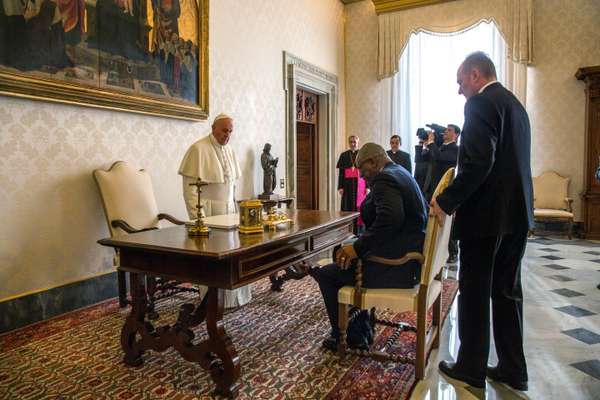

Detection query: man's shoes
(486, 366), (528, 391)
(446, 255), (458, 264)
(438, 361), (485, 388)
(322, 336), (339, 351)
(321, 335), (370, 352)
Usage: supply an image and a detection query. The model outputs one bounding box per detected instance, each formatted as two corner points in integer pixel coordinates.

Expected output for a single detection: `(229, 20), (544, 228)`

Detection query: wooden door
(296, 88), (318, 209)
(577, 66), (600, 238)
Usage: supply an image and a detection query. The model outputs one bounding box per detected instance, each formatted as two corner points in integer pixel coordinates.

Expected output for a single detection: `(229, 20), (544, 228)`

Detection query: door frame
(283, 51), (339, 211)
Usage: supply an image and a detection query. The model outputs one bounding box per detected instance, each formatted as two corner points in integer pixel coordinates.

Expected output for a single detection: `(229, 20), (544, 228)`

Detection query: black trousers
(455, 231), (528, 381)
(311, 260), (419, 338)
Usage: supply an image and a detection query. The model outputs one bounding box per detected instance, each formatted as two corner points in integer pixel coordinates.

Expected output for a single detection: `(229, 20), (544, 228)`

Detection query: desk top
(99, 209), (357, 259)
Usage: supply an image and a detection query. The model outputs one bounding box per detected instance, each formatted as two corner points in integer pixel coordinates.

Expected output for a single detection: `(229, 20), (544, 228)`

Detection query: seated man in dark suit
(310, 143), (428, 351)
(387, 134), (412, 173)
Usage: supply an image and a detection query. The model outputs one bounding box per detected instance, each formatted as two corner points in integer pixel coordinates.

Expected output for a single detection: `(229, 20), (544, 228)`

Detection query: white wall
(0, 0), (346, 299)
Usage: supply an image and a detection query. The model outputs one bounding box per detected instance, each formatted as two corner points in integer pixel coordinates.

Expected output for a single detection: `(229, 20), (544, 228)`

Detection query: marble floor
(411, 237), (600, 399)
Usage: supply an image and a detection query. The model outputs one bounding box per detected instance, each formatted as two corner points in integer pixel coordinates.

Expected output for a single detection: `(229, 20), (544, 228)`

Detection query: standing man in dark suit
(413, 138), (428, 192)
(387, 134), (412, 174)
(422, 125), (460, 202)
(422, 125), (460, 264)
(431, 52), (533, 391)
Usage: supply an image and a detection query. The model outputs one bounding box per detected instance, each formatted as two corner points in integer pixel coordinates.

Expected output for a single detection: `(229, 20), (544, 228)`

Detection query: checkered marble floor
(411, 236), (600, 399)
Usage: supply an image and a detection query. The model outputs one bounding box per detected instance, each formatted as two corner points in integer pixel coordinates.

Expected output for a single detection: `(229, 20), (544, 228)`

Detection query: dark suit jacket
(422, 141), (458, 199)
(436, 82), (534, 239)
(413, 145), (428, 191)
(353, 162), (427, 259)
(387, 150), (412, 174)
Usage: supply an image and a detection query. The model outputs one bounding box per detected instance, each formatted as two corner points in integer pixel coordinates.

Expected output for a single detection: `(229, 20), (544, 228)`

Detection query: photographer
(422, 124), (460, 264)
(422, 124), (460, 201)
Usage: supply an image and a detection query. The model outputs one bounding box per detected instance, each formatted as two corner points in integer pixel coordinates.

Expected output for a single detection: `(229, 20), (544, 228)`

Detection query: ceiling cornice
(372, 0), (456, 14)
(340, 0), (365, 4)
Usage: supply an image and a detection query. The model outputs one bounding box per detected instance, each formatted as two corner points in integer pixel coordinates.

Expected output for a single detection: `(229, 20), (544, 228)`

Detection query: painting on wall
(0, 0), (209, 120)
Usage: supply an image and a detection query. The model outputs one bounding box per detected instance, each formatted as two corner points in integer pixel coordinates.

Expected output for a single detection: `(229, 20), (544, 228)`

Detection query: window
(390, 21), (506, 162)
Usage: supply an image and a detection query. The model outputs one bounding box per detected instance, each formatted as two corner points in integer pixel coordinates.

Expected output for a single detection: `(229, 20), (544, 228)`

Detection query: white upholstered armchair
(532, 171), (574, 239)
(93, 161), (197, 315)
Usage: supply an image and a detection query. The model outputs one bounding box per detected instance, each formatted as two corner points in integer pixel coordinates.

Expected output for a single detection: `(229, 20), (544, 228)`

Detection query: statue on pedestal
(260, 143), (279, 199)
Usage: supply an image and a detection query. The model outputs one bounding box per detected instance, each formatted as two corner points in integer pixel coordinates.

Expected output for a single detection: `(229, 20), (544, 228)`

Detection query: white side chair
(337, 168), (454, 380)
(533, 171), (574, 239)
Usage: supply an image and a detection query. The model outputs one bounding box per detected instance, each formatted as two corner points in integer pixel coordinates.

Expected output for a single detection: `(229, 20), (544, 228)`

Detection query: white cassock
(178, 133), (252, 308)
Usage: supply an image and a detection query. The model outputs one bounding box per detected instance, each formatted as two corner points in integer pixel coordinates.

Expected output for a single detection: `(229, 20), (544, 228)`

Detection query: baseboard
(0, 272), (119, 334)
(532, 221), (583, 239)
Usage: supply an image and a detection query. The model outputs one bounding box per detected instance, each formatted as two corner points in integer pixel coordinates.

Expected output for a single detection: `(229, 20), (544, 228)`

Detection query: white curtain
(381, 21), (510, 166)
(377, 0), (534, 79)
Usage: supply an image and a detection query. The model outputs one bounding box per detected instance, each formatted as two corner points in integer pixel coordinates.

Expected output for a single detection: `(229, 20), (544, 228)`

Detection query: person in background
(387, 134), (412, 173)
(337, 135), (367, 233)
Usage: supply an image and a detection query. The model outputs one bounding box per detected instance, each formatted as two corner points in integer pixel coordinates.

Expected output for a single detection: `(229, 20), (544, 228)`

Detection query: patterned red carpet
(0, 277), (457, 400)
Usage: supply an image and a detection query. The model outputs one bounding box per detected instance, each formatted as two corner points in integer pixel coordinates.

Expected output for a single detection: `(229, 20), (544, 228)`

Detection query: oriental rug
(0, 277), (458, 400)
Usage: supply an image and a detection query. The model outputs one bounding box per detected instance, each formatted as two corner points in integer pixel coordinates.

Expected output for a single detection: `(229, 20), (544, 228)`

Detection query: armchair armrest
(157, 213), (186, 225)
(565, 198), (574, 212)
(351, 252), (424, 307)
(111, 220), (159, 234)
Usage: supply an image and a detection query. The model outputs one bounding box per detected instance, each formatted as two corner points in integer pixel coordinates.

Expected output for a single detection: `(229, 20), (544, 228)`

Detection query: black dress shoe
(438, 361), (485, 388)
(486, 366), (528, 391)
(322, 336), (339, 351)
(446, 255), (458, 264)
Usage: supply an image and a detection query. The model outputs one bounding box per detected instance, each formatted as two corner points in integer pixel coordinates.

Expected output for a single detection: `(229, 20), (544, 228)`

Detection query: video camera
(416, 123), (446, 146)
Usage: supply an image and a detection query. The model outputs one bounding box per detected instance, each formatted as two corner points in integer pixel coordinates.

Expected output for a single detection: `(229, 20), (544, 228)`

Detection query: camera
(416, 123), (446, 146)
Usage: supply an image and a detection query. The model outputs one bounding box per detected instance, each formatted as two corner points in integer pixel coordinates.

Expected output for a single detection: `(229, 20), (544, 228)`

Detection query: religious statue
(260, 143), (279, 198)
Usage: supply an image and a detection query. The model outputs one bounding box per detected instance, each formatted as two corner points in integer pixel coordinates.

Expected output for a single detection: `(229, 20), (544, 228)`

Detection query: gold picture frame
(0, 0), (209, 121)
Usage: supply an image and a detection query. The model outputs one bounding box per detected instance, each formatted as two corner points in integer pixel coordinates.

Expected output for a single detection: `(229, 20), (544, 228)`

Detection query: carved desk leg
(205, 287), (241, 398)
(120, 272), (148, 366)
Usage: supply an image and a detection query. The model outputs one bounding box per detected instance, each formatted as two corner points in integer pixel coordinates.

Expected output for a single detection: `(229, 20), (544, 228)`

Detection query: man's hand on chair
(335, 245), (357, 270)
(430, 196), (447, 227)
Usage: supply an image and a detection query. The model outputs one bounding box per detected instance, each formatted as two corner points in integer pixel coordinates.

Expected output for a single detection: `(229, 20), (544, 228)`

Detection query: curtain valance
(377, 0), (533, 79)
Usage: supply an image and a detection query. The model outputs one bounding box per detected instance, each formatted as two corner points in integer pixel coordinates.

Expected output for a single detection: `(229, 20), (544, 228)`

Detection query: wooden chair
(93, 161), (197, 316)
(532, 171), (574, 239)
(337, 168), (455, 380)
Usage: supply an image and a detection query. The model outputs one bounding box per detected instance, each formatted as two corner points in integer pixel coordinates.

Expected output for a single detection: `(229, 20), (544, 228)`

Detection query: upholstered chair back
(94, 161), (160, 237)
(533, 171), (570, 210)
(420, 168), (454, 286)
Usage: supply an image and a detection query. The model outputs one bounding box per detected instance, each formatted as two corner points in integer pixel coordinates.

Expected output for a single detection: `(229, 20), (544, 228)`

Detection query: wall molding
(283, 52), (339, 211)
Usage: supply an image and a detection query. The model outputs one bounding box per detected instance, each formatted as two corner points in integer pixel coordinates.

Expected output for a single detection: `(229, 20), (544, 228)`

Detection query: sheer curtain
(386, 21), (507, 167)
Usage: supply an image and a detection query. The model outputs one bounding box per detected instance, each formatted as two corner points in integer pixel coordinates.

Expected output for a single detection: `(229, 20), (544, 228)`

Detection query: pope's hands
(335, 244), (358, 270)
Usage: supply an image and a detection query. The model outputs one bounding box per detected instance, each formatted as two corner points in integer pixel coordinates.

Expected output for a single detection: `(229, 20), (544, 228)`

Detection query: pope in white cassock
(178, 113), (252, 308)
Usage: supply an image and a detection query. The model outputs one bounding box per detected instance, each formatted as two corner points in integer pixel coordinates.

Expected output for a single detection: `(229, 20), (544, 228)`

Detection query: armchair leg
(415, 305), (427, 380)
(338, 303), (350, 356)
(432, 295), (442, 349)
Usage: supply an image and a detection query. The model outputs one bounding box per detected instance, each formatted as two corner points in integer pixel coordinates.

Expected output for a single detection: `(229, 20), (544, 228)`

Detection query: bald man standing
(179, 113), (251, 308)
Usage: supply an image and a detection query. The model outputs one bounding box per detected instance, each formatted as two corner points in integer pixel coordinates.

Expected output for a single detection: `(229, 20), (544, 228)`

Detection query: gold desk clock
(239, 200), (264, 234)
(187, 179), (210, 236)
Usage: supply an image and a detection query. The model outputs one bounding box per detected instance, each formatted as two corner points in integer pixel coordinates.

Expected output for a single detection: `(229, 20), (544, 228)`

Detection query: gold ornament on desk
(186, 179), (210, 236)
(238, 199), (264, 234)
(262, 200), (293, 231)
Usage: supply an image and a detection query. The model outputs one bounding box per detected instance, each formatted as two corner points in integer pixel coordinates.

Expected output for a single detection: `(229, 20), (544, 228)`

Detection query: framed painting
(0, 0), (209, 120)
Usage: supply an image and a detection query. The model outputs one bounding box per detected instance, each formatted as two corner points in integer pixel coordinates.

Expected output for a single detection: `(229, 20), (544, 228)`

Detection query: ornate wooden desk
(98, 209), (357, 398)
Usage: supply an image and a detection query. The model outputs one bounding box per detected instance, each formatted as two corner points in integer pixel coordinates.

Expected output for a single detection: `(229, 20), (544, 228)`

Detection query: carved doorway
(296, 88), (319, 209)
(283, 52), (339, 212)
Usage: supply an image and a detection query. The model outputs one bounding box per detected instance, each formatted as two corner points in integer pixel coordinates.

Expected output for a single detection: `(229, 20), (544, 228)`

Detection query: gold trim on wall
(372, 0), (456, 14)
(0, 0), (210, 121)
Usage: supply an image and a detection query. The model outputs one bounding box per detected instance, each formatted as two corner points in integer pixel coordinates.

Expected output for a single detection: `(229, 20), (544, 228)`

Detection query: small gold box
(239, 200), (264, 234)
